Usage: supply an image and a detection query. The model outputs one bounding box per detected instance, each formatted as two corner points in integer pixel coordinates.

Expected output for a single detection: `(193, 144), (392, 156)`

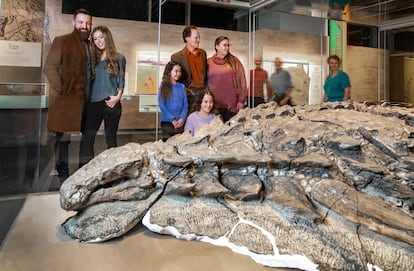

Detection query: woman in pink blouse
(207, 36), (247, 122)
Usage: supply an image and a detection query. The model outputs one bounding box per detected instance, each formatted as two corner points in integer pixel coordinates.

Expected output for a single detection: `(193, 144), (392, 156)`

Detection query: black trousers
(79, 101), (122, 167)
(218, 108), (236, 123)
(54, 132), (70, 182)
(161, 122), (183, 142)
(248, 96), (265, 108)
(273, 93), (292, 106)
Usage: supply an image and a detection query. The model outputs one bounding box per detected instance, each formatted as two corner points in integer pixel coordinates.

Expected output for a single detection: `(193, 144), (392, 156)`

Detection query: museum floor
(0, 133), (296, 271)
(0, 132), (156, 247)
(0, 193), (298, 271)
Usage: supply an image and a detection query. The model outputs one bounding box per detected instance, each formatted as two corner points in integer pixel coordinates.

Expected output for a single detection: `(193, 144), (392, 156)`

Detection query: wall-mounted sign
(0, 41), (42, 67)
(136, 51), (171, 95)
(138, 94), (160, 113)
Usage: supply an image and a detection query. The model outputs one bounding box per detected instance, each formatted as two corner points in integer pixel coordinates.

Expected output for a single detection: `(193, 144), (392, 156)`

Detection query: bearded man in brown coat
(44, 8), (92, 183)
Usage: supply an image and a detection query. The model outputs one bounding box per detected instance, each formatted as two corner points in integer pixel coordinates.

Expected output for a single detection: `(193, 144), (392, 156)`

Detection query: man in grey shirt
(270, 57), (293, 106)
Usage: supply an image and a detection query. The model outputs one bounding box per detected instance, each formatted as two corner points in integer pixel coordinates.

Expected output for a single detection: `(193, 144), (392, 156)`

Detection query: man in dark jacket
(44, 8), (92, 183)
(171, 25), (208, 109)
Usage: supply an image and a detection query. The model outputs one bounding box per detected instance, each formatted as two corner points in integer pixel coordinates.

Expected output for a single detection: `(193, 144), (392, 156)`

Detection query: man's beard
(75, 28), (90, 41)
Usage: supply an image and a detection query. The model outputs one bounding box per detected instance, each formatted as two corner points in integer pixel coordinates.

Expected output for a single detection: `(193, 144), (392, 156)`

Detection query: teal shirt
(324, 71), (351, 102)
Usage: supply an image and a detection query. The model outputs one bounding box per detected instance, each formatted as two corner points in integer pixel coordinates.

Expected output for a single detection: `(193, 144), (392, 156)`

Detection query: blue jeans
(79, 101), (122, 167)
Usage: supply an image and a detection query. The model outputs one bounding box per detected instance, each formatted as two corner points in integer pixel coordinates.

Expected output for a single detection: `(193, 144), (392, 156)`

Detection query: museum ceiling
(169, 0), (414, 27)
(349, 0), (414, 20)
(63, 0), (414, 30)
(348, 0), (414, 27)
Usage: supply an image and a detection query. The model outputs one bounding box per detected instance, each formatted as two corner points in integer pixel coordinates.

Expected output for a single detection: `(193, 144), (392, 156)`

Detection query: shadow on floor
(0, 130), (159, 249)
(0, 197), (25, 249)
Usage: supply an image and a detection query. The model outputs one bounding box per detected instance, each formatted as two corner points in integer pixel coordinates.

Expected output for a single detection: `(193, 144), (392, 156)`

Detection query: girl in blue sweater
(158, 61), (188, 141)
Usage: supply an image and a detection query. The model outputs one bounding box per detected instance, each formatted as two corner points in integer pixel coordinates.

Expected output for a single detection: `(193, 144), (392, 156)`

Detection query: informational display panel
(0, 41), (42, 67)
(135, 51), (171, 95)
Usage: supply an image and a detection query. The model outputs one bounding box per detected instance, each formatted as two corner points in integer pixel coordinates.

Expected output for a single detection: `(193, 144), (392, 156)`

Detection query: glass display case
(0, 82), (49, 195)
(1, 0), (414, 195)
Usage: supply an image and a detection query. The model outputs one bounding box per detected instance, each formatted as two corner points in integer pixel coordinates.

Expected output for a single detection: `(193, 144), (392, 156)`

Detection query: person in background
(184, 88), (218, 136)
(158, 61), (188, 141)
(79, 25), (126, 167)
(44, 8), (92, 183)
(207, 36), (247, 122)
(323, 55), (351, 102)
(270, 57), (293, 106)
(249, 56), (271, 108)
(171, 25), (208, 109)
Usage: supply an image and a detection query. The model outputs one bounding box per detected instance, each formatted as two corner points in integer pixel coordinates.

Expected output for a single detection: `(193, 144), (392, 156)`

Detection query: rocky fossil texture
(60, 101), (414, 271)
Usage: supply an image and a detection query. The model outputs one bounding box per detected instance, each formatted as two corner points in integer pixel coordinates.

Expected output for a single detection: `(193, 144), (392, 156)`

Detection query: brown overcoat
(44, 30), (87, 133)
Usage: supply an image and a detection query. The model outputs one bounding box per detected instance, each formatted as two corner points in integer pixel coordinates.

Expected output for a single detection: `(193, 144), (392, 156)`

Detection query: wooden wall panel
(118, 97), (160, 130)
(390, 56), (405, 102)
(346, 45), (389, 102)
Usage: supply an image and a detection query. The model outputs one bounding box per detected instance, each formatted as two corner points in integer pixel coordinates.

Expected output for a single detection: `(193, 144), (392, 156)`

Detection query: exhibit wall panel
(404, 58), (414, 104)
(347, 45), (389, 102)
(389, 56), (405, 102)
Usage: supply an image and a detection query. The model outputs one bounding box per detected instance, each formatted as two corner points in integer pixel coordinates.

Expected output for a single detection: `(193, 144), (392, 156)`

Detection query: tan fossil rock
(60, 101), (414, 271)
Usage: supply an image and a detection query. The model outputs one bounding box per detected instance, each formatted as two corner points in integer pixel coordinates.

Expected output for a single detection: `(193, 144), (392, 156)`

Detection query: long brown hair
(190, 87), (218, 114)
(90, 25), (120, 76)
(214, 36), (244, 91)
(160, 61), (181, 101)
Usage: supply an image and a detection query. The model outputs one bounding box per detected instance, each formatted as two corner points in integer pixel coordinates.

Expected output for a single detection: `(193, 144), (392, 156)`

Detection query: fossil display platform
(0, 193), (288, 271)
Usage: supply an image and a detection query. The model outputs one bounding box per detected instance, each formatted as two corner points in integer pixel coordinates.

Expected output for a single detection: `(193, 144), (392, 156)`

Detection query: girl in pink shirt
(184, 88), (218, 136)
